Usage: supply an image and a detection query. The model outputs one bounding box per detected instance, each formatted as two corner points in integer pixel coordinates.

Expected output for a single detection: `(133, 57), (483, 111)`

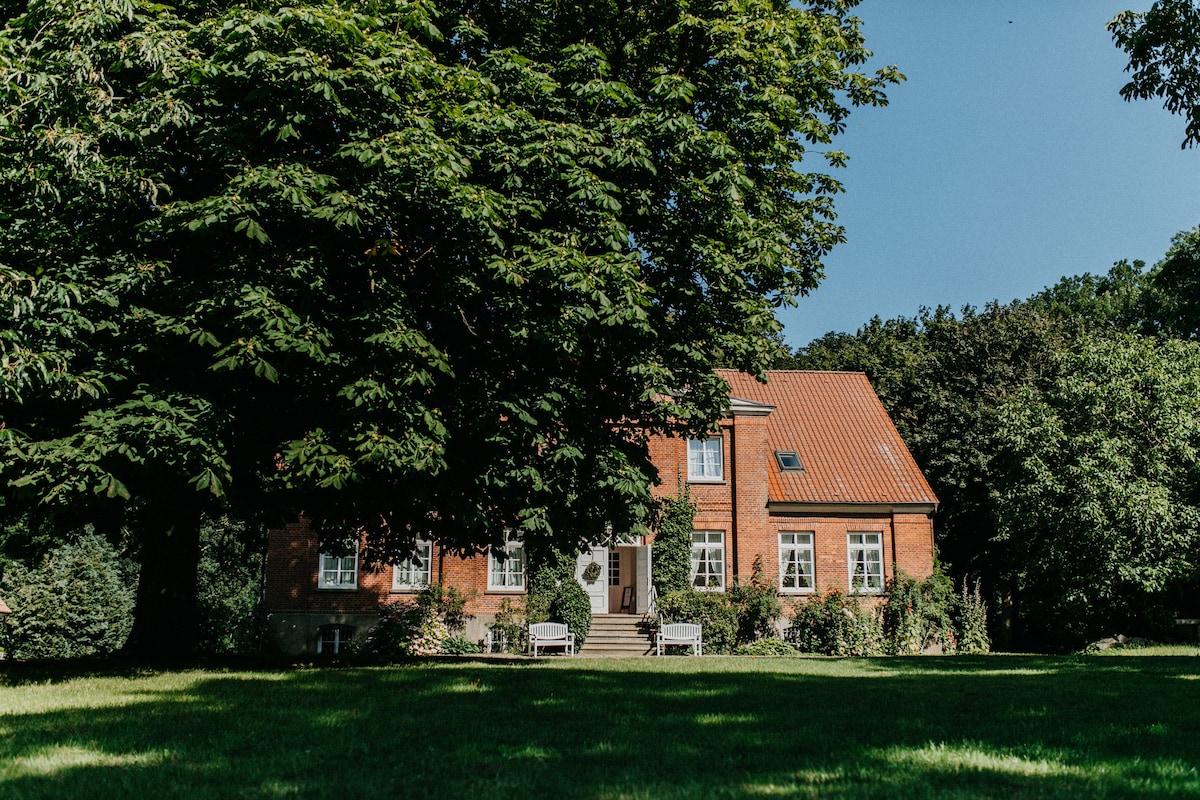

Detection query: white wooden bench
(657, 622), (703, 656)
(528, 622), (575, 656)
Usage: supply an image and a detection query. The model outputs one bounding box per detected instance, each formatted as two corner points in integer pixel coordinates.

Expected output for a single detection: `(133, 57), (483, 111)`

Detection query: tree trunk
(123, 496), (204, 660)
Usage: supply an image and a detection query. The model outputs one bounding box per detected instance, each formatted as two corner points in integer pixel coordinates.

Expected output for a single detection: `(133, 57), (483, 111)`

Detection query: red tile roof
(0, 597), (10, 614)
(718, 370), (937, 507)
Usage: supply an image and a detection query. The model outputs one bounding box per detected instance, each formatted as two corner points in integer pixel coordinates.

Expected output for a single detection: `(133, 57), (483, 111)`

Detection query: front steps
(578, 614), (655, 657)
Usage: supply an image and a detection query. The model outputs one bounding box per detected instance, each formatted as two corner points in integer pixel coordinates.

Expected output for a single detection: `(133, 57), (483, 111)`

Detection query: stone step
(579, 641), (653, 652)
(585, 634), (651, 645)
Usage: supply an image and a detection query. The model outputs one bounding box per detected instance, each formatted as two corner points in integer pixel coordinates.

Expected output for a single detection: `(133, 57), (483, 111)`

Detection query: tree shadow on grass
(1, 656), (1198, 799)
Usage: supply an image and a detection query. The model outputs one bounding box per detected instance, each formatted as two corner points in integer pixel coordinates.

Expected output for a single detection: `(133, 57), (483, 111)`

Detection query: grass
(1, 652), (1199, 799)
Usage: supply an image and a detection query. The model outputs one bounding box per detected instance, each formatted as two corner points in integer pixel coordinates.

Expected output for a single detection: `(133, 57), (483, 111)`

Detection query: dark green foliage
(734, 638), (798, 656)
(656, 589), (738, 654)
(1147, 227), (1200, 339)
(786, 589), (883, 656)
(994, 334), (1200, 648)
(0, 534), (134, 660)
(526, 542), (591, 647)
(1109, 1), (1200, 148)
(196, 516), (265, 654)
(652, 485), (696, 598)
(0, 0), (898, 656)
(728, 556), (783, 645)
(880, 569), (957, 655)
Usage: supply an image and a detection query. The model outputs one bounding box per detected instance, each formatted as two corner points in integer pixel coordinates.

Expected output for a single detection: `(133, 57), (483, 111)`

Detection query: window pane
(688, 438), (722, 479)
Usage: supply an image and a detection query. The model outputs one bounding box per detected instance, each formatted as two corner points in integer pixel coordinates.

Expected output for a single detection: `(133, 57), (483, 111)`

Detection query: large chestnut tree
(0, 0), (898, 654)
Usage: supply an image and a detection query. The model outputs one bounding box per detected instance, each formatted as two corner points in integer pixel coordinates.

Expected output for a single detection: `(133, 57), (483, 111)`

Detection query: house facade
(263, 370), (938, 654)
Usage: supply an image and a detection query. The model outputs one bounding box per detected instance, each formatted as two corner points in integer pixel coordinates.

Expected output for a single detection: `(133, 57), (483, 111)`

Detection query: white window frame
(687, 437), (724, 482)
(392, 539), (433, 591)
(488, 532), (526, 591)
(779, 531), (815, 594)
(317, 624), (353, 654)
(848, 532), (884, 593)
(318, 550), (358, 589)
(690, 530), (726, 591)
(608, 550), (621, 586)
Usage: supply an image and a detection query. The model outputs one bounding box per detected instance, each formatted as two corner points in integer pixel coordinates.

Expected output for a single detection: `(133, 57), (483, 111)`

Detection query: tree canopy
(1110, 0), (1200, 148)
(0, 0), (898, 653)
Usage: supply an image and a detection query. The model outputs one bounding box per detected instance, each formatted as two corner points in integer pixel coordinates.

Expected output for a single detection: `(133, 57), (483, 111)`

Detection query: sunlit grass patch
(6, 745), (165, 777)
(1089, 644), (1200, 657)
(878, 741), (1079, 777)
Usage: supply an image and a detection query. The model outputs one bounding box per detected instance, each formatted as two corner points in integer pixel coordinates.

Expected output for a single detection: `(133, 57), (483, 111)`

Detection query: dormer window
(775, 450), (804, 471)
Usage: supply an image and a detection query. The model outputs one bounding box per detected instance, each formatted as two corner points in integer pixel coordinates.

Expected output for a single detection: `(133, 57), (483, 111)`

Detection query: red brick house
(264, 370), (938, 654)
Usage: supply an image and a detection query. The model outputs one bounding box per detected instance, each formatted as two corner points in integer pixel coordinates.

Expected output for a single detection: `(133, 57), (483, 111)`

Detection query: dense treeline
(794, 228), (1200, 650)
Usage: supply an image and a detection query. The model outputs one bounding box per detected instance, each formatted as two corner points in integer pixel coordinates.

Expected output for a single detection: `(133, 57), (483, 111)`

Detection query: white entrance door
(576, 547), (608, 614)
(635, 544), (652, 613)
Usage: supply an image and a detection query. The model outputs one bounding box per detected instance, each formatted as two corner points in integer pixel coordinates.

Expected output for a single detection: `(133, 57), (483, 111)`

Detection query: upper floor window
(687, 438), (723, 481)
(318, 550), (358, 590)
(392, 540), (433, 591)
(848, 532), (884, 593)
(488, 532), (526, 591)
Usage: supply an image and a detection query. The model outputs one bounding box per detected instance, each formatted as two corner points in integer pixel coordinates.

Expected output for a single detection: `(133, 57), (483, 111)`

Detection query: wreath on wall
(582, 561), (602, 582)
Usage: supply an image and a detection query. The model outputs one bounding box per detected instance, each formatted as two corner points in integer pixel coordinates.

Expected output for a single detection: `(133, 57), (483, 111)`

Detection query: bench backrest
(661, 623), (701, 640)
(529, 622), (569, 639)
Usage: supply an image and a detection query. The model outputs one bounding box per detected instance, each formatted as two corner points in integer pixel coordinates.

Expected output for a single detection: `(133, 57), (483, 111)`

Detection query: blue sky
(778, 1), (1200, 348)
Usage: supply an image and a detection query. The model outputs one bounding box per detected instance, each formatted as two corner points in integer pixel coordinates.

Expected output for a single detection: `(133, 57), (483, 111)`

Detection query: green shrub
(439, 635), (481, 655)
(414, 584), (475, 635)
(365, 601), (447, 657)
(786, 588), (883, 656)
(734, 637), (798, 656)
(652, 485), (695, 597)
(527, 542), (591, 647)
(729, 556), (783, 645)
(657, 589), (738, 654)
(955, 579), (991, 654)
(880, 569), (956, 655)
(0, 533), (135, 661)
(488, 597), (528, 654)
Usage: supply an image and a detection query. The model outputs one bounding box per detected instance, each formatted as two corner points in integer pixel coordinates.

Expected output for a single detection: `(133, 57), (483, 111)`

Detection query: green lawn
(2, 653), (1199, 799)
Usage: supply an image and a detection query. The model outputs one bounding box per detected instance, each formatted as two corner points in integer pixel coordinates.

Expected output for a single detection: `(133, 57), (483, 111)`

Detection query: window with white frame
(318, 550), (358, 589)
(690, 530), (725, 590)
(608, 550), (621, 586)
(848, 532), (884, 592)
(779, 531), (815, 592)
(392, 540), (433, 591)
(488, 533), (526, 591)
(687, 437), (723, 481)
(317, 624), (354, 654)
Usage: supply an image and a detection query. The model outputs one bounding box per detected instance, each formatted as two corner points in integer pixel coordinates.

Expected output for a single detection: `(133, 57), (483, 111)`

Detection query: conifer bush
(0, 533), (135, 660)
